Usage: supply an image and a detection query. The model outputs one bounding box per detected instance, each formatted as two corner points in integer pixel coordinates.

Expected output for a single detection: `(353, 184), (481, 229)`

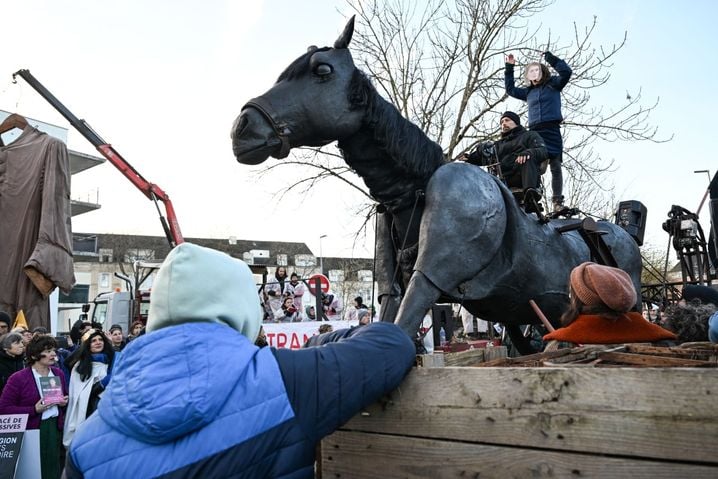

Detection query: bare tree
(640, 243), (672, 286)
(254, 0), (669, 228)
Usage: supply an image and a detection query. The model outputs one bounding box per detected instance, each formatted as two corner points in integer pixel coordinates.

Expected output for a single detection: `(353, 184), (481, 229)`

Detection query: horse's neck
(338, 94), (444, 207)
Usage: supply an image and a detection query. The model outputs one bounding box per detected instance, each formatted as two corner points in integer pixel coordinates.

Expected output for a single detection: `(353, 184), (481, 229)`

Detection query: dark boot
(523, 188), (543, 214)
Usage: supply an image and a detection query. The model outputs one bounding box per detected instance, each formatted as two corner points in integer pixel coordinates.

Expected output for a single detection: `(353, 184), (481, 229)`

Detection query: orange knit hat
(570, 262), (637, 313)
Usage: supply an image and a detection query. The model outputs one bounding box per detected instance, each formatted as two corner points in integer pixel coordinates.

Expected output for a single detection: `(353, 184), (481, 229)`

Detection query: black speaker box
(615, 200), (647, 246)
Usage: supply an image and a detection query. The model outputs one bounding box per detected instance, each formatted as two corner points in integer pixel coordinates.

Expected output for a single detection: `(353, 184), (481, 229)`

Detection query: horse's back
(417, 163), (642, 323)
(416, 162), (508, 292)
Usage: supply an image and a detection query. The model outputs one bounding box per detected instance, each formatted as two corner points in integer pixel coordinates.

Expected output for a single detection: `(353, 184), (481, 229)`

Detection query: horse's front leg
(394, 271), (442, 337)
(375, 211), (403, 323)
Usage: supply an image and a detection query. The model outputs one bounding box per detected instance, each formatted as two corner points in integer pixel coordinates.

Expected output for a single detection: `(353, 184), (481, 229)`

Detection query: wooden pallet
(320, 347), (718, 478)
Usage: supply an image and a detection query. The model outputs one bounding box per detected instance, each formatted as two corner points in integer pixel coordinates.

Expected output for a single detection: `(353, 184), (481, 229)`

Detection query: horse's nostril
(236, 114), (248, 134)
(231, 113), (250, 141)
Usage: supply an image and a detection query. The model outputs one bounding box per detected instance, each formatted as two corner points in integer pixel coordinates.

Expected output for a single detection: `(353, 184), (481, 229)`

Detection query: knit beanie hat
(0, 312), (11, 329)
(500, 111), (521, 126)
(146, 243), (262, 342)
(570, 262), (637, 313)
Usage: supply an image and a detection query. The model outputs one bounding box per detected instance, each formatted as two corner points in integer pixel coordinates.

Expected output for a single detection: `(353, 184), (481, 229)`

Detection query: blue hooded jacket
(64, 243), (415, 478)
(504, 52), (572, 127)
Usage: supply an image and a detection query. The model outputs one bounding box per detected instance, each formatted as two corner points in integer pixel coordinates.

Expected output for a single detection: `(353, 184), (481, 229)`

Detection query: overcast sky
(1, 0), (714, 260)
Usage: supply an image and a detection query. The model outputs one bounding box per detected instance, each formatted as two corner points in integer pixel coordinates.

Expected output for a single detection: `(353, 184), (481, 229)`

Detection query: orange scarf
(543, 312), (676, 344)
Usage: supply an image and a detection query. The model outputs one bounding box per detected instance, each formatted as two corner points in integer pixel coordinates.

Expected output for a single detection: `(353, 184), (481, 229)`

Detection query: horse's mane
(277, 47), (332, 82)
(346, 69), (446, 178)
(279, 47), (445, 179)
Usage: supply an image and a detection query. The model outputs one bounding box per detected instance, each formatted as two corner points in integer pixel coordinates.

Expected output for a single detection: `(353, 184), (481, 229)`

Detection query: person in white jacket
(63, 329), (117, 447)
(321, 292), (343, 321)
(286, 273), (307, 313)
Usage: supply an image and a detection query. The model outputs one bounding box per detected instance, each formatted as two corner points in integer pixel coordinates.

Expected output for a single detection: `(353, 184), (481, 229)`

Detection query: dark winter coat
(0, 350), (24, 395)
(467, 125), (548, 180)
(504, 52), (572, 127)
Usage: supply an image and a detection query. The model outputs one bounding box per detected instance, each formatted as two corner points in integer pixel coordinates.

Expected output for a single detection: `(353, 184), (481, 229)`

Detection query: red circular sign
(307, 274), (330, 296)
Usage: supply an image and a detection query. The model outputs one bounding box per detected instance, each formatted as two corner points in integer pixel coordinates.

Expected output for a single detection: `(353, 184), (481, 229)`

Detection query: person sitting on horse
(462, 111), (548, 213)
(505, 51), (572, 213)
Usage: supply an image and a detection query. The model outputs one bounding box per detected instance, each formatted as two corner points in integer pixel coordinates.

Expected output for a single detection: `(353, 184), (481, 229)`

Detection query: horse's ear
(333, 15), (355, 49)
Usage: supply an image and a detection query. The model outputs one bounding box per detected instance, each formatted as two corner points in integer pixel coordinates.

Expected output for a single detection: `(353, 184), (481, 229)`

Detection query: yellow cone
(13, 310), (28, 330)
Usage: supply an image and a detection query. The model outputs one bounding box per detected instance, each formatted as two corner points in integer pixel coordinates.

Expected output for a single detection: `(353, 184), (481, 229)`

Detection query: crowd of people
(260, 266), (375, 324)
(0, 243), (717, 478)
(0, 313), (143, 478)
(59, 242), (415, 478)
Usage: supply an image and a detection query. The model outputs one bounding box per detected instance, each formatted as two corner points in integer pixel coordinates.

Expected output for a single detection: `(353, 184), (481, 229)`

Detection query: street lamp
(695, 170), (711, 215)
(319, 234), (327, 273)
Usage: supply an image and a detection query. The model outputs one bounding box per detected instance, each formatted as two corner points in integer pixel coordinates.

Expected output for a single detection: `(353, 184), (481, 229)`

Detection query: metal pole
(319, 234), (327, 273)
(695, 170), (711, 215)
(315, 277), (325, 321)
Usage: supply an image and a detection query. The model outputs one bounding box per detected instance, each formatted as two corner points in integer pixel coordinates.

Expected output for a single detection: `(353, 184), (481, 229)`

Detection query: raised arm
(273, 322), (415, 442)
(504, 54), (528, 101)
(544, 51), (572, 91)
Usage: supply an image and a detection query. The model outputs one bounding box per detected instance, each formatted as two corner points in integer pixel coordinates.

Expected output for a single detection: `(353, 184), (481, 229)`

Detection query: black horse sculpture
(231, 17), (642, 353)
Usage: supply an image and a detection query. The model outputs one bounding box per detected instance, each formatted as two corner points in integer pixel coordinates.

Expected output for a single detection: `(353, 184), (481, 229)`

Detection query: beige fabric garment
(0, 126), (75, 330)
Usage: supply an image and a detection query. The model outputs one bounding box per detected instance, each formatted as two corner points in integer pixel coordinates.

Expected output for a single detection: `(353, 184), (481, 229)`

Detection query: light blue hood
(146, 242), (262, 342)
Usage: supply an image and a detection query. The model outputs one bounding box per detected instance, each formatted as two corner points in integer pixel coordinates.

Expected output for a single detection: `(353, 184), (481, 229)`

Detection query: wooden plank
(624, 344), (718, 362)
(443, 348), (484, 366)
(322, 430), (718, 479)
(340, 367), (718, 464)
(483, 345), (507, 362)
(421, 346), (506, 368)
(597, 351), (716, 367)
(416, 353), (445, 368)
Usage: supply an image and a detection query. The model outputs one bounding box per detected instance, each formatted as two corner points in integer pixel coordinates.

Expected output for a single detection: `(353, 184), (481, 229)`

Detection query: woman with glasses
(0, 335), (68, 479)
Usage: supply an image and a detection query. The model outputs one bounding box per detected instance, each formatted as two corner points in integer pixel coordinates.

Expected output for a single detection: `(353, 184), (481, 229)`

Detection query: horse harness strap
(377, 188), (425, 216)
(244, 96), (292, 158)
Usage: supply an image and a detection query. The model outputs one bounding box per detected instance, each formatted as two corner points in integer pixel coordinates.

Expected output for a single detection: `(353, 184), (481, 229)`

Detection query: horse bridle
(243, 96), (293, 159)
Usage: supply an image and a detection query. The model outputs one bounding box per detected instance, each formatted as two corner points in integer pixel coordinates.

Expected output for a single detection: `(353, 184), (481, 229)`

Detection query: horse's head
(232, 16), (367, 165)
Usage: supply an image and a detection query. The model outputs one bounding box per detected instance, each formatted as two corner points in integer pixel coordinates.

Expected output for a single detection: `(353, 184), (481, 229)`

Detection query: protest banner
(262, 320), (357, 349)
(0, 414), (27, 479)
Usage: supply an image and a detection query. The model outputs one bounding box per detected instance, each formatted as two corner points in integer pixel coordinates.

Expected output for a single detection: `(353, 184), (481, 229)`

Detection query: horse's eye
(314, 63), (333, 76)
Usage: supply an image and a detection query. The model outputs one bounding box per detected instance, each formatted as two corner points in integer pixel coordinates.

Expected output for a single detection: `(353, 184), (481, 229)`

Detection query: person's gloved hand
(91, 381), (105, 397)
(543, 51), (558, 65)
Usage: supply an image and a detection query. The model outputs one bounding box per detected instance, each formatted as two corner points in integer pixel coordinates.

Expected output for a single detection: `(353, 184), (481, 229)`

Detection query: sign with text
(262, 320), (357, 349)
(0, 414), (27, 479)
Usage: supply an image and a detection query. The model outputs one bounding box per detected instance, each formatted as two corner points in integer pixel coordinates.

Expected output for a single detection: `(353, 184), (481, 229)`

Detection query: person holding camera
(462, 111), (548, 213)
(274, 296), (302, 322)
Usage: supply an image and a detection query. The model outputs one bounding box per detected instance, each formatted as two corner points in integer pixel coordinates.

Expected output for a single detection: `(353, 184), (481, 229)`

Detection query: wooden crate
(320, 366), (718, 478)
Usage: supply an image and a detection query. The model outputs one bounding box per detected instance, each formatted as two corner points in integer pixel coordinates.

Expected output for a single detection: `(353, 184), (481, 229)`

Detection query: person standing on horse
(505, 51), (572, 213)
(462, 111), (548, 213)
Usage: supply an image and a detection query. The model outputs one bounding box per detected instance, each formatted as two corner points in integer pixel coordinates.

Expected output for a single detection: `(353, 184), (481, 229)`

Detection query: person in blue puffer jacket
(505, 51), (572, 212)
(62, 243), (415, 479)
